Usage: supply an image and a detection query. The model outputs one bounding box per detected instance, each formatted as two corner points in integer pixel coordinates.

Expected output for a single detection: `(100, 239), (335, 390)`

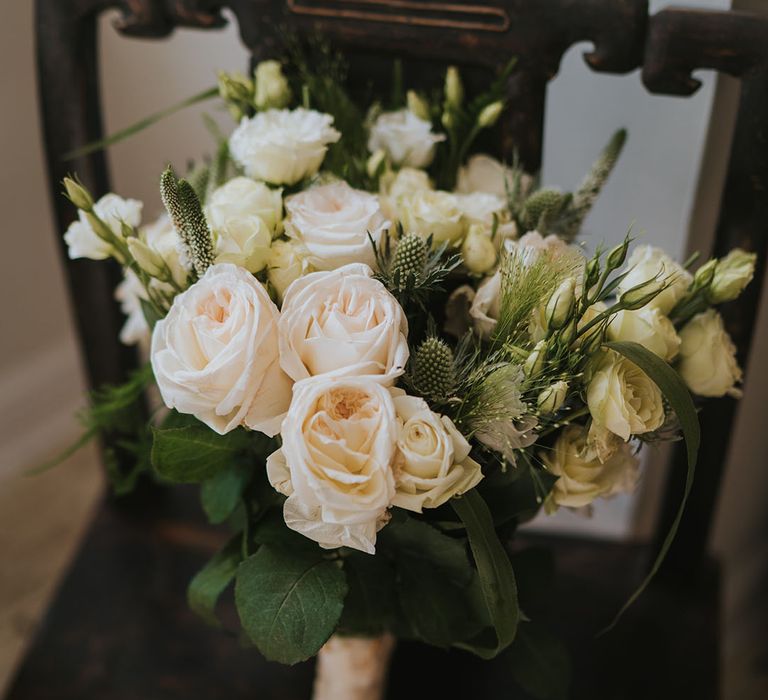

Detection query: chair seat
(5, 486), (718, 700)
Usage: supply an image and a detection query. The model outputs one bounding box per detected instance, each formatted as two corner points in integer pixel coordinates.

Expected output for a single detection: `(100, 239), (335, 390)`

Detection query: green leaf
(200, 464), (248, 524)
(602, 340), (700, 632)
(480, 461), (559, 527)
(150, 423), (249, 483)
(235, 546), (347, 665)
(507, 623), (571, 700)
(338, 552), (397, 636)
(187, 535), (242, 627)
(139, 298), (164, 330)
(451, 489), (519, 658)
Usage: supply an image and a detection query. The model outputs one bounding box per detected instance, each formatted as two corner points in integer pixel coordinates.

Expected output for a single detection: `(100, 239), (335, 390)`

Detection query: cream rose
(229, 108), (340, 185)
(151, 263), (292, 435)
(284, 181), (389, 270)
(379, 168), (432, 220)
(617, 245), (692, 315)
(266, 377), (398, 553)
(367, 108), (444, 168)
(278, 263), (409, 383)
(456, 154), (532, 198)
(391, 393), (483, 512)
(607, 307), (681, 361)
(541, 425), (639, 512)
(677, 309), (742, 397)
(207, 176), (283, 236)
(587, 350), (665, 440)
(267, 239), (311, 302)
(64, 193), (142, 260)
(397, 190), (464, 245)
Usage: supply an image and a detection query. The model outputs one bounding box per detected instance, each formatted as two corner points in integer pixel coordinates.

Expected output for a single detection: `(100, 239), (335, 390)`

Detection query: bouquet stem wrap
(312, 634), (396, 700)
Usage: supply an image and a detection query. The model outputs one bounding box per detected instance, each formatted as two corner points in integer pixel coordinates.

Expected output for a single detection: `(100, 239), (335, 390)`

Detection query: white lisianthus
(397, 190), (464, 245)
(677, 309), (742, 397)
(115, 269), (150, 348)
(617, 245), (692, 315)
(278, 263), (409, 384)
(456, 154), (532, 198)
(64, 193), (142, 260)
(207, 177), (283, 237)
(267, 239), (311, 302)
(229, 108), (340, 185)
(454, 192), (507, 228)
(284, 181), (389, 271)
(607, 307), (681, 361)
(541, 425), (639, 512)
(266, 377), (398, 553)
(138, 213), (189, 287)
(391, 392), (483, 512)
(253, 60), (291, 110)
(151, 263), (292, 436)
(587, 350), (665, 440)
(367, 108), (445, 168)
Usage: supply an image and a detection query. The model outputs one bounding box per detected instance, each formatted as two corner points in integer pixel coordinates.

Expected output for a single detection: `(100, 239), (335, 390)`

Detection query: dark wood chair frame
(22, 1), (768, 698)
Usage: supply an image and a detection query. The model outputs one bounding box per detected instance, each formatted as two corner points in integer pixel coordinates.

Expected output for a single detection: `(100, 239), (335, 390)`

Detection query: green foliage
(451, 490), (520, 658)
(187, 535), (243, 627)
(506, 622), (571, 700)
(338, 552), (398, 636)
(601, 341), (699, 632)
(150, 423), (251, 483)
(235, 545), (347, 664)
(201, 463), (249, 524)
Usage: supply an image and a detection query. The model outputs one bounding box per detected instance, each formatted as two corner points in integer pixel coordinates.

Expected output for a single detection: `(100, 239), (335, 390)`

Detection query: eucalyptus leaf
(150, 423), (249, 483)
(201, 464), (248, 524)
(187, 535), (242, 627)
(235, 546), (347, 665)
(601, 340), (700, 632)
(452, 489), (519, 658)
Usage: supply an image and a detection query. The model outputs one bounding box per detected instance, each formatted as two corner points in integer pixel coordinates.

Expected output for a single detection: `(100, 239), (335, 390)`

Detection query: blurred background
(1, 0), (766, 697)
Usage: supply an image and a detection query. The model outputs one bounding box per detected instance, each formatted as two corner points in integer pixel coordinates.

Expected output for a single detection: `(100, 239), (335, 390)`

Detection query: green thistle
(521, 188), (570, 231)
(391, 234), (427, 290)
(412, 337), (456, 399)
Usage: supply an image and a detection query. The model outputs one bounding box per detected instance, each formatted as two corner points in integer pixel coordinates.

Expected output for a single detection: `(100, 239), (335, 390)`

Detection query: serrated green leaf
(452, 489), (519, 658)
(235, 546), (347, 665)
(187, 535), (242, 627)
(602, 340), (700, 632)
(507, 623), (571, 700)
(201, 464), (248, 524)
(150, 423), (249, 483)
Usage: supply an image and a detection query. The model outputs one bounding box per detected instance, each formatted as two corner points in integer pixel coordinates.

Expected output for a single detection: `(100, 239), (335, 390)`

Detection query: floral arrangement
(59, 46), (755, 698)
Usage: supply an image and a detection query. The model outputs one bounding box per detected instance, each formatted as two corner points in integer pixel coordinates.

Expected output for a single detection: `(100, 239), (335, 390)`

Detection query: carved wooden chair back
(36, 0), (768, 583)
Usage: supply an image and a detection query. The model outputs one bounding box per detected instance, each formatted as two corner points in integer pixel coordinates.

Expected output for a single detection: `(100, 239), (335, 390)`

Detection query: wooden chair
(15, 1), (768, 698)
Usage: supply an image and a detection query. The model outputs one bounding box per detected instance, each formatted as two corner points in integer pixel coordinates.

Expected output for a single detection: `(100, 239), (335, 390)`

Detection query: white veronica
(368, 108), (444, 168)
(229, 108), (340, 185)
(285, 181), (389, 270)
(64, 193), (142, 260)
(278, 263), (409, 384)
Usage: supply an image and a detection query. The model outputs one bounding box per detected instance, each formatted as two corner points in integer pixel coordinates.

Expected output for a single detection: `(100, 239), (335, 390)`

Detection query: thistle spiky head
(521, 188), (568, 231)
(391, 234), (427, 291)
(412, 336), (456, 400)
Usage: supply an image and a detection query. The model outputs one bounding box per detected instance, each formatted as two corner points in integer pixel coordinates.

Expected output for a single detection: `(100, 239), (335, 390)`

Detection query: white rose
(267, 239), (311, 302)
(151, 263), (292, 435)
(229, 108), (340, 185)
(379, 167), (432, 220)
(368, 108), (445, 168)
(211, 216), (272, 274)
(456, 154), (532, 198)
(64, 193), (142, 260)
(278, 263), (409, 384)
(284, 181), (389, 271)
(678, 309), (742, 397)
(617, 245), (692, 315)
(266, 377), (397, 553)
(391, 393), (483, 512)
(454, 192), (507, 228)
(207, 176), (283, 236)
(587, 349), (665, 440)
(607, 307), (681, 361)
(397, 190), (464, 245)
(541, 425), (639, 512)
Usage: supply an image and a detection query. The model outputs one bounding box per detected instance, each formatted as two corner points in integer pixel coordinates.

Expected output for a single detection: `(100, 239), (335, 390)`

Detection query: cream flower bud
(524, 340), (547, 377)
(477, 101), (504, 128)
(678, 309), (742, 397)
(462, 224), (497, 274)
(127, 237), (164, 277)
(406, 90), (430, 121)
(63, 177), (94, 211)
(253, 60), (291, 110)
(619, 277), (666, 310)
(546, 278), (576, 330)
(537, 380), (568, 414)
(366, 149), (387, 178)
(445, 66), (463, 108)
(267, 239), (308, 302)
(709, 249), (756, 303)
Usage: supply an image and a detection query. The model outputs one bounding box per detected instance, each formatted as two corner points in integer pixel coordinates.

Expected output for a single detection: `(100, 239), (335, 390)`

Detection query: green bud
(619, 277), (665, 310)
(477, 101), (504, 129)
(217, 71), (254, 120)
(441, 110), (455, 130)
(708, 249), (756, 303)
(445, 66), (464, 109)
(128, 237), (165, 278)
(606, 239), (629, 270)
(521, 188), (567, 231)
(692, 258), (717, 290)
(63, 177), (94, 211)
(558, 317), (578, 347)
(406, 90), (430, 121)
(546, 278), (576, 330)
(524, 340), (547, 378)
(537, 380), (569, 414)
(254, 60), (291, 110)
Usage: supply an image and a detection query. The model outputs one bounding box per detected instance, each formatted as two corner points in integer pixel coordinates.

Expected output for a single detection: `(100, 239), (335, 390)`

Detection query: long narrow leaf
(600, 341), (700, 633)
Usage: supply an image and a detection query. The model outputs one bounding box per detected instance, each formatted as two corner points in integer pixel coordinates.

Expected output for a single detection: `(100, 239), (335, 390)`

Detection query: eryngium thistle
(391, 234), (427, 290)
(413, 336), (456, 399)
(521, 188), (568, 231)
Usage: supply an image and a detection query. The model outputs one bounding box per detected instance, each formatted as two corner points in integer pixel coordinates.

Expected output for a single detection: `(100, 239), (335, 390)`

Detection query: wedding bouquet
(59, 45), (754, 698)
